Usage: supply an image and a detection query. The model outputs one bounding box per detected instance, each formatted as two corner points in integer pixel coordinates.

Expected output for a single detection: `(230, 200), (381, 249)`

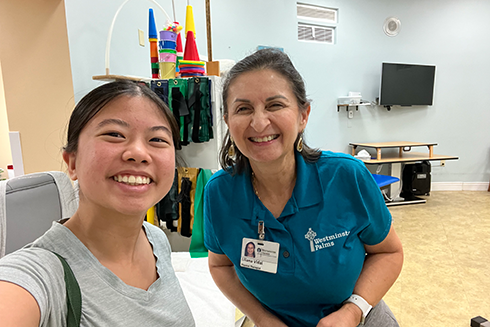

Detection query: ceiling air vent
(298, 24), (334, 44)
(297, 3), (337, 24)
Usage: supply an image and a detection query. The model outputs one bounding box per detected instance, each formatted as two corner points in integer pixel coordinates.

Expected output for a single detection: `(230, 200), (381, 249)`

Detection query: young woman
(204, 49), (403, 327)
(0, 81), (195, 326)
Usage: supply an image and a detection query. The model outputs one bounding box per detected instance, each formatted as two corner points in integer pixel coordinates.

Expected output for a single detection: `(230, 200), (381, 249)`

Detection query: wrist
(343, 294), (373, 325)
(341, 302), (363, 324)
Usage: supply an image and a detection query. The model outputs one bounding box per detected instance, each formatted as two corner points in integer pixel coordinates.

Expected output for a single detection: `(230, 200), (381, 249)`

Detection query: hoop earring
(228, 136), (236, 157)
(296, 133), (303, 153)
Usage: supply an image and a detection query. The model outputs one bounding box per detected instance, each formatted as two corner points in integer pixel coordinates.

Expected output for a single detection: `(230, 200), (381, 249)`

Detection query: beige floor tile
(387, 191), (490, 327)
(234, 191), (490, 327)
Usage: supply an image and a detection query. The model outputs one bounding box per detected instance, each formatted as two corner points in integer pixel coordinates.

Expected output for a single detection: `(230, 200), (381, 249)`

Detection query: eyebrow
(149, 125), (172, 135)
(233, 95), (288, 103)
(97, 119), (172, 135)
(97, 119), (130, 129)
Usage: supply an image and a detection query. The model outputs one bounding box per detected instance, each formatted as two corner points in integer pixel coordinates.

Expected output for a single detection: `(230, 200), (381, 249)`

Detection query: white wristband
(343, 294), (372, 325)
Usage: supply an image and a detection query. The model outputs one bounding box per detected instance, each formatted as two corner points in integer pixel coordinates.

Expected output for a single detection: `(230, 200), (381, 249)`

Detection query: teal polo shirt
(204, 151), (391, 327)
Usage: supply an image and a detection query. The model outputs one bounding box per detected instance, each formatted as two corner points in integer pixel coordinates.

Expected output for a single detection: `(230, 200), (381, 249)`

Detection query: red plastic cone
(176, 33), (183, 53)
(174, 21), (184, 53)
(183, 31), (200, 61)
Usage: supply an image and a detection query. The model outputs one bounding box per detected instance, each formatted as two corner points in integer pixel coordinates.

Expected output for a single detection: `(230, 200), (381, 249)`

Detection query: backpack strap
(51, 252), (82, 327)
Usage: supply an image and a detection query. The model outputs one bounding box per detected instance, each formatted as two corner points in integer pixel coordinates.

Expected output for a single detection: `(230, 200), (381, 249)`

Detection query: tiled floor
(384, 191), (490, 327)
(236, 191), (490, 326)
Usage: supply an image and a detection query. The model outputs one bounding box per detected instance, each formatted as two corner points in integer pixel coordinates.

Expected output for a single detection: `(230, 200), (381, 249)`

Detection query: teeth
(114, 175), (151, 185)
(251, 135), (277, 143)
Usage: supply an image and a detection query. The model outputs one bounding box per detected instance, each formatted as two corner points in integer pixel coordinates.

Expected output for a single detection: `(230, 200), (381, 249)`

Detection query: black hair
(64, 80), (183, 167)
(219, 48), (320, 174)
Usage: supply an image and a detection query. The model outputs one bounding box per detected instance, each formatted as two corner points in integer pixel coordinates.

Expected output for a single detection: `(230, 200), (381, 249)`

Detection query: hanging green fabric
(187, 77), (213, 144)
(168, 79), (189, 146)
(198, 77), (213, 142)
(189, 168), (213, 258)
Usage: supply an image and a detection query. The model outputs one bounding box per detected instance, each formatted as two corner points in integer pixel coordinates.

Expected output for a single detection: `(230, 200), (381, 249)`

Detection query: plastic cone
(148, 9), (157, 39)
(183, 31), (200, 61)
(185, 5), (196, 37)
(176, 30), (183, 52)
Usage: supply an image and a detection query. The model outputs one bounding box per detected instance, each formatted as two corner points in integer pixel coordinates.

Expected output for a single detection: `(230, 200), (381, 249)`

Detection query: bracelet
(343, 294), (372, 325)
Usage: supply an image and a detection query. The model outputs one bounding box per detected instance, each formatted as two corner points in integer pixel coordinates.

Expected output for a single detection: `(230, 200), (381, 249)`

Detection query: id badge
(240, 238), (280, 274)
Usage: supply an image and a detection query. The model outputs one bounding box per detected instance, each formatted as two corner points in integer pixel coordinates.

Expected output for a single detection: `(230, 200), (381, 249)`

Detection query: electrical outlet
(138, 29), (145, 47)
(441, 160), (446, 167)
(348, 110), (354, 119)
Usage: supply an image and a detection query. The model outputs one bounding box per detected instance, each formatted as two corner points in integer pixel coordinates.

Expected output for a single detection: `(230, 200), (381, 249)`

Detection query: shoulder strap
(51, 252), (82, 327)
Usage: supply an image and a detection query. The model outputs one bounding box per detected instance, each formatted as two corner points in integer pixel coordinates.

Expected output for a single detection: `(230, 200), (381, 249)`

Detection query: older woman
(204, 49), (403, 327)
(0, 81), (195, 326)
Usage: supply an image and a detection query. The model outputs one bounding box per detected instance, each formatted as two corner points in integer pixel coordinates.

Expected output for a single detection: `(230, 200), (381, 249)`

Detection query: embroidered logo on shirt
(305, 228), (350, 252)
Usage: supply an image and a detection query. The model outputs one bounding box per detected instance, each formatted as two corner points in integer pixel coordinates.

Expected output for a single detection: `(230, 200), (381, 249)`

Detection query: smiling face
(63, 95), (175, 217)
(225, 69), (310, 168)
(246, 243), (255, 256)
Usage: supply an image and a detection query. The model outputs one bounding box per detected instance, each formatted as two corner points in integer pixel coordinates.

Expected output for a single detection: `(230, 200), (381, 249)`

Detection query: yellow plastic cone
(185, 5), (196, 38)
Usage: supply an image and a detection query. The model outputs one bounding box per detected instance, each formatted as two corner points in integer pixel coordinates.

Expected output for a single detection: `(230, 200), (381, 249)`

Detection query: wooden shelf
(357, 152), (459, 164)
(350, 141), (437, 148)
(92, 74), (152, 82)
(350, 141), (441, 161)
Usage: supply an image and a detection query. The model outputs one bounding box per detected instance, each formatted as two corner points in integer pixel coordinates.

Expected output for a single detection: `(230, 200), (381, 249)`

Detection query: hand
(316, 303), (362, 327)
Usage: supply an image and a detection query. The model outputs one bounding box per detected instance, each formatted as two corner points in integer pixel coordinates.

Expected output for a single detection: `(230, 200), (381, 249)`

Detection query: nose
(250, 109), (270, 133)
(122, 140), (151, 164)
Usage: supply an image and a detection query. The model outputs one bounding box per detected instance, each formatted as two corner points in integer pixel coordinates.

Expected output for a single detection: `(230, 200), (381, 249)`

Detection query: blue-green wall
(64, 0), (490, 183)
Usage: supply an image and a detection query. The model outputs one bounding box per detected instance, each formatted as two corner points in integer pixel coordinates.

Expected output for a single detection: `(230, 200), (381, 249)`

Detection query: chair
(372, 174), (400, 203)
(371, 174), (400, 188)
(0, 171), (77, 258)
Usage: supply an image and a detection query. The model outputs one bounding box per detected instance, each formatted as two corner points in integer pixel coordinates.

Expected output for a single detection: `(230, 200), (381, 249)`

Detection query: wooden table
(349, 141), (459, 206)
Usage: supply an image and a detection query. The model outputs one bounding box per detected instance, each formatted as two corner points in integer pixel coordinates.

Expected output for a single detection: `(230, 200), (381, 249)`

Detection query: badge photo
(240, 238), (280, 274)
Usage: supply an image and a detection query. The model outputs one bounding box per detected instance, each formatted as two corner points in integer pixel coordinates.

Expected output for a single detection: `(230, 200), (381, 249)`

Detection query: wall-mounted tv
(379, 62), (436, 108)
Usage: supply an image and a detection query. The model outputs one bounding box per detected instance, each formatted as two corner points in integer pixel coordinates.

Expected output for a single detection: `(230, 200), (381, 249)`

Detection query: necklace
(251, 171), (260, 200)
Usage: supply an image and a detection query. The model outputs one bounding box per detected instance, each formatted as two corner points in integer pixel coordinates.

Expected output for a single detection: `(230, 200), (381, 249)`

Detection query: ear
(299, 105), (311, 130)
(223, 114), (232, 138)
(62, 151), (78, 181)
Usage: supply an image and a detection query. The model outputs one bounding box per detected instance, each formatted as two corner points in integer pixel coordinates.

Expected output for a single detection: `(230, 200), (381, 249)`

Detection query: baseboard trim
(431, 182), (490, 191)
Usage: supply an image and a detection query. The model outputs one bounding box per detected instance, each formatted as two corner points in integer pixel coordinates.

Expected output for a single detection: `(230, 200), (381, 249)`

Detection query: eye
(150, 137), (172, 145)
(150, 137), (166, 143)
(235, 106), (252, 114)
(104, 132), (124, 138)
(268, 102), (284, 110)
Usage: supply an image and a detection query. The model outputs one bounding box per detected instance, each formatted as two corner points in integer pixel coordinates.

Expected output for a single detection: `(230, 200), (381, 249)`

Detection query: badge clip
(258, 220), (265, 240)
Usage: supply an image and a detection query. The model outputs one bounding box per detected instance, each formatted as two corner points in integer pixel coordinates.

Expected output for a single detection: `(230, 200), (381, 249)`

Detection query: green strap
(52, 252), (82, 327)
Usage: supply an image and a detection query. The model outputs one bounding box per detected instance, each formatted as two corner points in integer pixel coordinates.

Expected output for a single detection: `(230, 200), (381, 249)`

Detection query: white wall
(64, 0), (490, 183)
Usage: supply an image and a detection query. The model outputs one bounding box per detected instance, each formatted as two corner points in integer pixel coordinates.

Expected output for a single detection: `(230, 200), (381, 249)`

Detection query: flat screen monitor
(379, 63), (436, 107)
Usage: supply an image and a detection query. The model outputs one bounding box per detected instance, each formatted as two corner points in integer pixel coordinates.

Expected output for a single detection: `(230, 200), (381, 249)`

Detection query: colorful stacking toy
(148, 9), (159, 79)
(159, 22), (182, 79)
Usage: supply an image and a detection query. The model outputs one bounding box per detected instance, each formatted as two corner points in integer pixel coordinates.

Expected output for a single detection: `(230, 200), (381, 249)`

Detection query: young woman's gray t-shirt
(0, 221), (195, 326)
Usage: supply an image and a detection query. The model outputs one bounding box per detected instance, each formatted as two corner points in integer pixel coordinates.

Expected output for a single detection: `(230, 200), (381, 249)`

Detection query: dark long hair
(244, 241), (255, 257)
(219, 48), (320, 174)
(64, 80), (183, 167)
